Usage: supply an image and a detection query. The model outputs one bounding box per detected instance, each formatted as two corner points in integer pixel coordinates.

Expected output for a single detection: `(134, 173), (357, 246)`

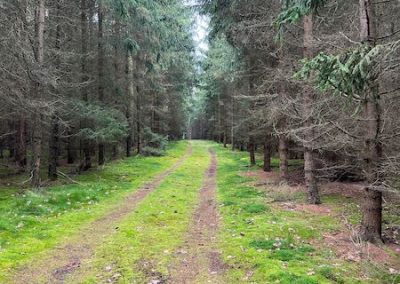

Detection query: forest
(0, 0), (399, 283)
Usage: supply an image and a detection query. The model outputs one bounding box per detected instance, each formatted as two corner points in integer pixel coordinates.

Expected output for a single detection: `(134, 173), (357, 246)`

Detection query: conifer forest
(0, 0), (399, 283)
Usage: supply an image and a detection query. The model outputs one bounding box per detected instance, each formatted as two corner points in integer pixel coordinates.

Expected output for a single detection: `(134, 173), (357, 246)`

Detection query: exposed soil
(321, 182), (365, 199)
(167, 149), (226, 284)
(318, 231), (400, 270)
(12, 145), (193, 284)
(279, 202), (332, 215)
(241, 167), (304, 186)
(246, 168), (400, 270)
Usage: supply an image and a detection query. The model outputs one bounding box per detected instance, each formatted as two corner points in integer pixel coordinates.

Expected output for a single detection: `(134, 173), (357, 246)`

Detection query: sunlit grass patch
(242, 203), (270, 214)
(0, 141), (188, 282)
(213, 143), (393, 283)
(68, 141), (211, 283)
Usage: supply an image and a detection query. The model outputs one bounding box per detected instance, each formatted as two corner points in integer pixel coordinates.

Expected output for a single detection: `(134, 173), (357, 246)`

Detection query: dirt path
(168, 148), (226, 284)
(12, 145), (193, 284)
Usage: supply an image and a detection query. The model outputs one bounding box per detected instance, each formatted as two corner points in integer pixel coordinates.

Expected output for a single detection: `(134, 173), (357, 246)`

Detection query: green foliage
(275, 0), (327, 38)
(123, 37), (140, 54)
(142, 127), (168, 153)
(73, 101), (128, 143)
(296, 44), (386, 101)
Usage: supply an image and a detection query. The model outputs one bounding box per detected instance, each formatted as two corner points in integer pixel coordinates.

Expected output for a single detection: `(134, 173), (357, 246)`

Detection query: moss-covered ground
(213, 143), (399, 284)
(0, 141), (188, 281)
(1, 141), (398, 283)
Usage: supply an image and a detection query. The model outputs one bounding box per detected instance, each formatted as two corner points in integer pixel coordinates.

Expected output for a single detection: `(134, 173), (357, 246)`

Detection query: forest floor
(0, 141), (399, 283)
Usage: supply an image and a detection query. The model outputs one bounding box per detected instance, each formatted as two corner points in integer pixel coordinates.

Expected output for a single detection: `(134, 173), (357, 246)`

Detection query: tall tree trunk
(263, 133), (272, 172)
(136, 85), (142, 154)
(303, 14), (321, 204)
(48, 0), (62, 180)
(112, 18), (121, 159)
(222, 100), (227, 148)
(231, 94), (235, 151)
(249, 135), (256, 166)
(80, 0), (91, 171)
(279, 135), (289, 181)
(67, 129), (76, 164)
(97, 0), (105, 165)
(7, 120), (15, 159)
(126, 50), (135, 157)
(48, 114), (59, 180)
(31, 0), (46, 188)
(359, 0), (382, 243)
(15, 116), (27, 171)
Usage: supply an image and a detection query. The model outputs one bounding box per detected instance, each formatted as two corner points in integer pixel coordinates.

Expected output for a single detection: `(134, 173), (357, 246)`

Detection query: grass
(67, 140), (212, 283)
(0, 141), (188, 281)
(212, 143), (398, 284)
(1, 141), (398, 283)
(254, 154), (304, 170)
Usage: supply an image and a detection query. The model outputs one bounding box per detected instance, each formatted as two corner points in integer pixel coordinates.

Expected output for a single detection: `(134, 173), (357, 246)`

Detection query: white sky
(184, 0), (210, 59)
(193, 13), (210, 58)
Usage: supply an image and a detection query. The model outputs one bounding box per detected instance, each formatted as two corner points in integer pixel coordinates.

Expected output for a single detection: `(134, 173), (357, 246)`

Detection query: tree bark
(7, 120), (15, 159)
(303, 14), (321, 204)
(48, 114), (59, 180)
(136, 85), (142, 154)
(67, 129), (76, 164)
(112, 18), (121, 159)
(359, 0), (383, 243)
(48, 0), (62, 180)
(249, 135), (256, 166)
(263, 133), (272, 172)
(126, 50), (135, 157)
(279, 136), (289, 181)
(97, 0), (105, 166)
(15, 116), (27, 171)
(79, 0), (91, 171)
(231, 94), (235, 151)
(31, 0), (46, 188)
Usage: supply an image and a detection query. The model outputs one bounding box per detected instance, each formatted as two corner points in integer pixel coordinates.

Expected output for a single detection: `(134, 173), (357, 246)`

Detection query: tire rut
(168, 148), (226, 284)
(12, 144), (193, 284)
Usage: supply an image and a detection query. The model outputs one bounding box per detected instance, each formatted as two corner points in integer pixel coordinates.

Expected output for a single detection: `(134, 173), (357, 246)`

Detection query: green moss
(243, 203), (269, 214)
(268, 272), (319, 284)
(212, 143), (394, 283)
(67, 141), (212, 283)
(0, 141), (188, 281)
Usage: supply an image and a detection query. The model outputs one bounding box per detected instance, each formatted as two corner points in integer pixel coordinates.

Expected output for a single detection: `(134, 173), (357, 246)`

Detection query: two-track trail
(168, 148), (226, 284)
(12, 144), (193, 284)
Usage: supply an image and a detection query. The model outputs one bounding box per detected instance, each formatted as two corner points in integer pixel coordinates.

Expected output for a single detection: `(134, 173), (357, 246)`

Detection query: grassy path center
(12, 144), (193, 284)
(168, 148), (225, 284)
